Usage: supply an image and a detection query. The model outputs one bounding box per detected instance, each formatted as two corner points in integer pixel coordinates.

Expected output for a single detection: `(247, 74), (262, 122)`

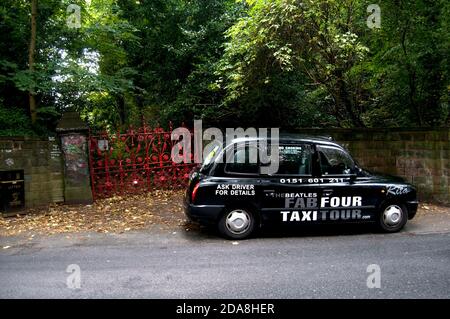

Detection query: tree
(29, 0), (38, 124)
(117, 0), (243, 127)
(366, 0), (449, 127)
(1, 0), (448, 134)
(215, 0), (371, 127)
(215, 0), (449, 128)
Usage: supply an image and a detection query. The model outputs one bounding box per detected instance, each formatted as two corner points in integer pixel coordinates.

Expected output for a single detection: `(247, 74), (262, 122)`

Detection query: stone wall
(292, 128), (450, 205)
(0, 136), (64, 208)
(0, 128), (449, 208)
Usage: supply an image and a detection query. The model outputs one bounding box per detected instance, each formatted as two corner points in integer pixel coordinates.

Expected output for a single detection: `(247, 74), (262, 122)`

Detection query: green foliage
(0, 0), (448, 134)
(215, 0), (372, 127)
(214, 0), (449, 128)
(116, 0), (243, 127)
(366, 0), (450, 127)
(0, 106), (55, 136)
(0, 107), (33, 136)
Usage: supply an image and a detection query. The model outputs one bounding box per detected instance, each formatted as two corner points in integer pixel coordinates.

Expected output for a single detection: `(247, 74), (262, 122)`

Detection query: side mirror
(349, 167), (359, 182)
(354, 165), (364, 175)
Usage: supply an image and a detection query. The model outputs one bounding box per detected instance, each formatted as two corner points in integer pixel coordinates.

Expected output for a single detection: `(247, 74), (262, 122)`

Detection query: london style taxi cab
(184, 135), (418, 239)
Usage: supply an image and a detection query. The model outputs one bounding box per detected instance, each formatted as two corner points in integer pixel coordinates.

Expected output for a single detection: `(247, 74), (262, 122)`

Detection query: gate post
(56, 111), (93, 204)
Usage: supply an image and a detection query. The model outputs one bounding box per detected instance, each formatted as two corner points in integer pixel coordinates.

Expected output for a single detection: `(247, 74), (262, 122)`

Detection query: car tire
(218, 208), (255, 240)
(377, 203), (408, 233)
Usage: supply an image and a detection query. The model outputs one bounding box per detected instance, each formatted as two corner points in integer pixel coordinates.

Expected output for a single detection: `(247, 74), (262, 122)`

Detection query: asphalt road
(0, 226), (449, 299)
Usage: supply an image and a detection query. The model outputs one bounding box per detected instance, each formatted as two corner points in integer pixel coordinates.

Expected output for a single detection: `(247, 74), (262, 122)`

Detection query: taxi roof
(229, 133), (341, 148)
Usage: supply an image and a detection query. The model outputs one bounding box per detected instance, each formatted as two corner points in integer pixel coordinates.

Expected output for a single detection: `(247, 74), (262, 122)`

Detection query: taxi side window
(317, 145), (354, 175)
(224, 146), (259, 175)
(275, 145), (312, 175)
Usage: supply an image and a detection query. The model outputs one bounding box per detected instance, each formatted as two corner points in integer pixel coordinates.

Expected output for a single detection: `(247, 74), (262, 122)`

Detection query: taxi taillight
(191, 182), (200, 204)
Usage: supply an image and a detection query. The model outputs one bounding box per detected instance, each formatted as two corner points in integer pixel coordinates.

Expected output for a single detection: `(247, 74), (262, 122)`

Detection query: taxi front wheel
(378, 203), (408, 232)
(218, 208), (255, 239)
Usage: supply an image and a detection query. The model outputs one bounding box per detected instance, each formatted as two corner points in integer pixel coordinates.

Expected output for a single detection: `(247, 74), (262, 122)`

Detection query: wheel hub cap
(226, 210), (250, 234)
(383, 205), (402, 226)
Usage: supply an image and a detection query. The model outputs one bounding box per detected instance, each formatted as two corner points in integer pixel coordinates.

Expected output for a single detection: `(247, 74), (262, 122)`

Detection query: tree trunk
(117, 95), (126, 126)
(28, 0), (37, 124)
(333, 75), (365, 128)
(340, 82), (364, 128)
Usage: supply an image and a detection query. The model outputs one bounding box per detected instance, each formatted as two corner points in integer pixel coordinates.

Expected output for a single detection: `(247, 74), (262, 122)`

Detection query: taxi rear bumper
(184, 200), (224, 225)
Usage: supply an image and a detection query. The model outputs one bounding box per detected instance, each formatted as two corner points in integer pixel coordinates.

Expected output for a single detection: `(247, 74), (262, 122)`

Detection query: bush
(0, 106), (38, 136)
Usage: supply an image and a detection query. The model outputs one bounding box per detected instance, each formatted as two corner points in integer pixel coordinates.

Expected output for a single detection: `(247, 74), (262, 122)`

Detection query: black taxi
(184, 135), (418, 239)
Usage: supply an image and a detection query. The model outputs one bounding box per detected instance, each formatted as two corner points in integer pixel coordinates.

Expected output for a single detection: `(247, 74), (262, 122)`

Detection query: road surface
(1, 225), (449, 298)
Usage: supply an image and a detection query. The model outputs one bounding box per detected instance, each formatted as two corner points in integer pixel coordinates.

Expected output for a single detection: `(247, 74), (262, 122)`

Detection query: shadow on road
(181, 221), (383, 242)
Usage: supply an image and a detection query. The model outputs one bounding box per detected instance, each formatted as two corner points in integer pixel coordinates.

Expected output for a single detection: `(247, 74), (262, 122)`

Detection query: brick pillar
(56, 112), (93, 204)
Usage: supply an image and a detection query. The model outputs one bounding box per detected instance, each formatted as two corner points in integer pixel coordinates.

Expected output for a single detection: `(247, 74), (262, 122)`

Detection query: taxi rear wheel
(218, 208), (255, 239)
(378, 203), (408, 232)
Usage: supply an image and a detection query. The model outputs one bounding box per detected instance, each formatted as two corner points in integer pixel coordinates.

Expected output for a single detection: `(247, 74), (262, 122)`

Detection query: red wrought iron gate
(88, 124), (196, 200)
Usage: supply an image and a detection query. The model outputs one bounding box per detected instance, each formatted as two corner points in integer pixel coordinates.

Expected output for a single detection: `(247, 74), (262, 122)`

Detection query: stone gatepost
(56, 111), (93, 204)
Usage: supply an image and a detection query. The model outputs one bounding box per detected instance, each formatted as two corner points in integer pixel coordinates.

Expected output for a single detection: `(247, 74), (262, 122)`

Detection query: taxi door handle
(323, 189), (334, 196)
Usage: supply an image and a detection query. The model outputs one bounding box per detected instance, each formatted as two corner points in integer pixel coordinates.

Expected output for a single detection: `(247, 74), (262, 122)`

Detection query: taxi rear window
(224, 143), (312, 176)
(224, 145), (259, 175)
(275, 145), (312, 175)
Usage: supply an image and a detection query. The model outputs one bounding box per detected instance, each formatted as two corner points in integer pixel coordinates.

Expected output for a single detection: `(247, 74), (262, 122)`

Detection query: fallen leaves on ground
(418, 203), (450, 215)
(1, 193), (448, 238)
(0, 190), (187, 237)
